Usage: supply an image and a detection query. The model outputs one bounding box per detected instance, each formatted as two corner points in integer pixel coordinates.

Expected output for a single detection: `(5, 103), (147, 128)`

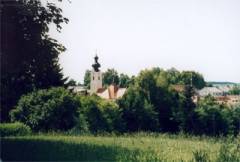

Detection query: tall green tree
(103, 68), (119, 86)
(166, 67), (181, 84)
(120, 68), (180, 132)
(1, 0), (68, 121)
(118, 86), (158, 132)
(179, 71), (205, 89)
(194, 96), (234, 135)
(179, 85), (197, 132)
(83, 70), (91, 88)
(119, 73), (131, 88)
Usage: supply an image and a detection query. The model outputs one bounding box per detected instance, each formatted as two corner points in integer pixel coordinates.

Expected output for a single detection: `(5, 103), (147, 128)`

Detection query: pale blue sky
(48, 0), (240, 83)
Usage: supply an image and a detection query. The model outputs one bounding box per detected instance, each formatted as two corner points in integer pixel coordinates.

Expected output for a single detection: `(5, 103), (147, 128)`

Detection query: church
(69, 55), (126, 100)
(90, 55), (127, 100)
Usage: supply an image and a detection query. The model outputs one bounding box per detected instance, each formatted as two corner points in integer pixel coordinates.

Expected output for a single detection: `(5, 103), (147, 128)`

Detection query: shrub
(69, 113), (90, 134)
(230, 105), (240, 135)
(0, 122), (31, 137)
(193, 96), (234, 136)
(10, 87), (80, 131)
(80, 95), (124, 133)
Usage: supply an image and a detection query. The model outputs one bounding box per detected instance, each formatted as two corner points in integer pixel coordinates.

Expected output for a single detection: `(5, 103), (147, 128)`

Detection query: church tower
(90, 55), (103, 94)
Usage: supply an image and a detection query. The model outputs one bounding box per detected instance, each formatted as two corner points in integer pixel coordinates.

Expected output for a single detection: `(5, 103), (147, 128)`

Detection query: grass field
(1, 133), (239, 162)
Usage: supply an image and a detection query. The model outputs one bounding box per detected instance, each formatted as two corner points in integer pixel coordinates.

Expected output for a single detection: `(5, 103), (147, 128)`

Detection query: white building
(90, 70), (103, 94)
(68, 86), (88, 95)
(198, 87), (224, 97)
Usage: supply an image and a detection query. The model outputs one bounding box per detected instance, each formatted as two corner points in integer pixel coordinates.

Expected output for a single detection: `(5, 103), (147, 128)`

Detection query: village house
(215, 95), (240, 107)
(197, 86), (240, 106)
(198, 87), (225, 97)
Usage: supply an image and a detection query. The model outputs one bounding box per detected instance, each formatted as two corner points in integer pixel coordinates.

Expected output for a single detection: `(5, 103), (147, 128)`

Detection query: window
(98, 77), (100, 80)
(93, 77), (94, 80)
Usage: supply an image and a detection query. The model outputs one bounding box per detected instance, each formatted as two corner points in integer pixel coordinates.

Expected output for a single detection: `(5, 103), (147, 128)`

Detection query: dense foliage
(10, 68), (239, 136)
(118, 86), (158, 132)
(1, 0), (68, 121)
(83, 68), (133, 88)
(83, 70), (91, 88)
(79, 95), (124, 133)
(10, 88), (124, 133)
(84, 67), (205, 89)
(0, 122), (31, 137)
(103, 69), (120, 86)
(10, 88), (80, 131)
(8, 67), (239, 136)
(118, 68), (239, 135)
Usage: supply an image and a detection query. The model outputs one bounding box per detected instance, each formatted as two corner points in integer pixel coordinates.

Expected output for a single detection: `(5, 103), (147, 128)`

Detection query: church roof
(97, 84), (126, 100)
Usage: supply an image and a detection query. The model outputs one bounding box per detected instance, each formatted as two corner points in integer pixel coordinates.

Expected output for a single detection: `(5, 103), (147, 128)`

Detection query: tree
(103, 69), (119, 86)
(230, 105), (240, 135)
(118, 68), (180, 132)
(119, 73), (131, 88)
(83, 70), (91, 89)
(179, 85), (197, 132)
(179, 71), (205, 89)
(118, 86), (158, 132)
(194, 96), (233, 135)
(135, 69), (178, 132)
(166, 67), (181, 84)
(1, 0), (68, 121)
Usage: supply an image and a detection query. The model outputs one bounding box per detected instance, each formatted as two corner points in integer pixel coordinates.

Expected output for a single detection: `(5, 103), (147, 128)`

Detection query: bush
(0, 122), (31, 137)
(80, 95), (124, 133)
(69, 113), (90, 134)
(10, 87), (80, 132)
(230, 105), (240, 135)
(193, 96), (234, 136)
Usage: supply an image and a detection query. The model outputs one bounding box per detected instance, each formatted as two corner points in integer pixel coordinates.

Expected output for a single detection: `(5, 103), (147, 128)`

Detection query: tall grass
(1, 133), (239, 162)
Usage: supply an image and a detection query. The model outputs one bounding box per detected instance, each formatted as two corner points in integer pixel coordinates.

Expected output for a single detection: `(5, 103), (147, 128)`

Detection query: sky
(47, 0), (240, 83)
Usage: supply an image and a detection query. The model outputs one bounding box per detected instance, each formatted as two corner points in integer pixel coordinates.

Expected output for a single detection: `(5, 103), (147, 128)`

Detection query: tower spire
(92, 54), (100, 72)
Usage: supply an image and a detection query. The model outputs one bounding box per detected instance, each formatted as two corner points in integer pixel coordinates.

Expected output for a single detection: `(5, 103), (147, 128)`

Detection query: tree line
(10, 68), (240, 136)
(83, 67), (205, 89)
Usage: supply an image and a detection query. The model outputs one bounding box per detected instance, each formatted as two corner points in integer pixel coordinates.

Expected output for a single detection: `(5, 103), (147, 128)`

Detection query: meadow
(1, 133), (239, 162)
